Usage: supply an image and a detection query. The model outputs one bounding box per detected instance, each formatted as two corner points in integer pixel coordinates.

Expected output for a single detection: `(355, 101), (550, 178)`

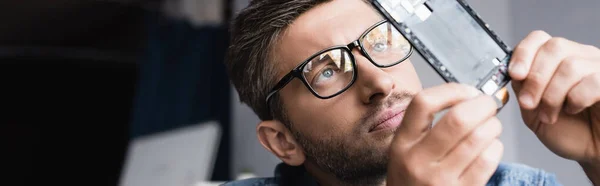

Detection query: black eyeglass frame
(265, 20), (414, 106)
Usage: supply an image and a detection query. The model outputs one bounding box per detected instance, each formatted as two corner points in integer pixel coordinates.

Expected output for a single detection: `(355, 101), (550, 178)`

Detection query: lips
(368, 107), (407, 132)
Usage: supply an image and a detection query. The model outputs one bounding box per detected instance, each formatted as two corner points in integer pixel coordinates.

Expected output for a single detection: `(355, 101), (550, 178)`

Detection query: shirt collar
(274, 163), (319, 186)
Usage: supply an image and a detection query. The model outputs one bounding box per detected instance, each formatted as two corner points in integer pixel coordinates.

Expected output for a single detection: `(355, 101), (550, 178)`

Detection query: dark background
(1, 0), (233, 185)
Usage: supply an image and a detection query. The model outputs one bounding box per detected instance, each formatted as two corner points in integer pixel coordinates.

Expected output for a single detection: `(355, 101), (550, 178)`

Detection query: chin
(365, 132), (395, 149)
(369, 125), (399, 141)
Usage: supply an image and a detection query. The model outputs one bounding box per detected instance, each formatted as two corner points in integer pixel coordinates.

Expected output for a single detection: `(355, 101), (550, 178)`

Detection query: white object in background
(194, 181), (225, 186)
(235, 172), (257, 180)
(119, 121), (221, 186)
(162, 0), (223, 26)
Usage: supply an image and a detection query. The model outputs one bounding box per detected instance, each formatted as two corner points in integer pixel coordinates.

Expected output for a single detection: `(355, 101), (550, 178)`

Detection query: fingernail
(510, 62), (526, 77)
(539, 111), (551, 124)
(519, 92), (534, 108)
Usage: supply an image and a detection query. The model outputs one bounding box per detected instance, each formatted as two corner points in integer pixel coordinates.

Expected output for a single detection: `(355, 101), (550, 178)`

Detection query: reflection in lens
(362, 22), (411, 66)
(302, 49), (354, 97)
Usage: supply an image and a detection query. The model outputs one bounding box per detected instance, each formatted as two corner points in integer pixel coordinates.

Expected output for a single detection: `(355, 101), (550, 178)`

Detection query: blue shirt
(221, 162), (563, 186)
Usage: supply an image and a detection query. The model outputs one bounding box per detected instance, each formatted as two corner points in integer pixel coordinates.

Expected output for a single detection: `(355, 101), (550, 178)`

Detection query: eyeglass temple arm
(265, 72), (295, 103)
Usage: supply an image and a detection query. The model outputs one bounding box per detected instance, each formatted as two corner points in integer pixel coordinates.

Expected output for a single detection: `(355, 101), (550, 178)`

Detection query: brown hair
(225, 0), (330, 121)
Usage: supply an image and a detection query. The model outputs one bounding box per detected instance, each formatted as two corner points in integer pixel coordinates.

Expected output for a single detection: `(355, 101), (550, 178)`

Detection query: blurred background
(2, 0), (599, 186)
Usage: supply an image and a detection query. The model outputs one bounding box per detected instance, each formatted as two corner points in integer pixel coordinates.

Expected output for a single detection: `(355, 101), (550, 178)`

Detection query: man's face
(274, 0), (422, 182)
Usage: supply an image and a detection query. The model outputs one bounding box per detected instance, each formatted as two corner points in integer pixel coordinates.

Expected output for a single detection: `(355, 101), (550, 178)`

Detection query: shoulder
(487, 163), (563, 186)
(220, 177), (279, 186)
(220, 163), (316, 186)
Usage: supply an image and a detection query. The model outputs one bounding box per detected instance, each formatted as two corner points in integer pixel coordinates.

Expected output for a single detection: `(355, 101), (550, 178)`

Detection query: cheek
(285, 91), (361, 139)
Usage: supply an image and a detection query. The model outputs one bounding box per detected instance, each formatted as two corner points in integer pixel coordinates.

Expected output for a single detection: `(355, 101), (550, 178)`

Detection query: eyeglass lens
(302, 49), (354, 97)
(361, 22), (411, 66)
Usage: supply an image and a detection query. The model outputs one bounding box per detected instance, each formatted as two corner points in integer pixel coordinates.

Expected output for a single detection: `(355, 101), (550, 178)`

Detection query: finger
(580, 44), (600, 59)
(509, 30), (552, 80)
(511, 80), (523, 103)
(418, 95), (498, 160)
(565, 73), (600, 114)
(459, 140), (504, 186)
(519, 37), (579, 109)
(396, 83), (481, 142)
(440, 117), (502, 174)
(539, 58), (598, 124)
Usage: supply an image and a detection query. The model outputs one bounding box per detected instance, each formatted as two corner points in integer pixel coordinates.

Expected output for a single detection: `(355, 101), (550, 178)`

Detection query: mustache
(358, 91), (415, 129)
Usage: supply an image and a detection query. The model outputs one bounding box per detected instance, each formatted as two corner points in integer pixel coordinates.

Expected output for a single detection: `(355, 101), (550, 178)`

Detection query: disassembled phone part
(370, 0), (512, 109)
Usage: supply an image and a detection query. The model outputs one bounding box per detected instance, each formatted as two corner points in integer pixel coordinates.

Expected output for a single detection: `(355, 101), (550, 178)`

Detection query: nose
(352, 50), (395, 104)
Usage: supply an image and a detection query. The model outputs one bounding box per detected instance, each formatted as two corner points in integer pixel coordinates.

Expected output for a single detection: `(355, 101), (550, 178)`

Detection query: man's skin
(255, 0), (600, 185)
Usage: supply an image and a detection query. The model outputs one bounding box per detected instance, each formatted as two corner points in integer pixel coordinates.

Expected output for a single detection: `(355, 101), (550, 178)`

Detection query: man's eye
(313, 68), (336, 85)
(318, 68), (335, 80)
(373, 42), (389, 52)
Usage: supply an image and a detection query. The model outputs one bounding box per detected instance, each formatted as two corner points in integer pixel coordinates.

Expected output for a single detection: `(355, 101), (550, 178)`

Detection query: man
(223, 0), (600, 185)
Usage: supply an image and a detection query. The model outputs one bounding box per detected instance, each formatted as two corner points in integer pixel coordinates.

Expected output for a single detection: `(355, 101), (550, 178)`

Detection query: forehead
(274, 0), (381, 74)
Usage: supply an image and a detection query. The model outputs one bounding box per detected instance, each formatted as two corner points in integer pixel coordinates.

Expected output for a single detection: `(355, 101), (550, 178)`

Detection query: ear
(257, 120), (305, 166)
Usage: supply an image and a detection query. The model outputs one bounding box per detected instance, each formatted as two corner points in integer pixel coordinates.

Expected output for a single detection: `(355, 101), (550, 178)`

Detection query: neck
(580, 162), (600, 185)
(304, 161), (386, 186)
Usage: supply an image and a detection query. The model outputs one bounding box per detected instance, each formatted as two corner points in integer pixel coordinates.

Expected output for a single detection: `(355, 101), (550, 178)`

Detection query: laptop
(119, 121), (221, 186)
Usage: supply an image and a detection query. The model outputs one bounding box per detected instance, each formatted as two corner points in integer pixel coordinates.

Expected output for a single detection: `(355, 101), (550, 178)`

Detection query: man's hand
(387, 83), (503, 186)
(509, 31), (600, 182)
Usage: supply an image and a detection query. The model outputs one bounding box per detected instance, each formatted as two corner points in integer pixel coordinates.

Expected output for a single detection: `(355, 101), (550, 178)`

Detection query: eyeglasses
(265, 20), (413, 106)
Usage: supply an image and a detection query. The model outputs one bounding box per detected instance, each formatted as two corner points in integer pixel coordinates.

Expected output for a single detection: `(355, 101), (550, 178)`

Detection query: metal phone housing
(370, 0), (512, 109)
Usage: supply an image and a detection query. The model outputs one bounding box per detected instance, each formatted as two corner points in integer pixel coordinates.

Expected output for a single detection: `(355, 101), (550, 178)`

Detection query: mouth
(368, 106), (407, 133)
